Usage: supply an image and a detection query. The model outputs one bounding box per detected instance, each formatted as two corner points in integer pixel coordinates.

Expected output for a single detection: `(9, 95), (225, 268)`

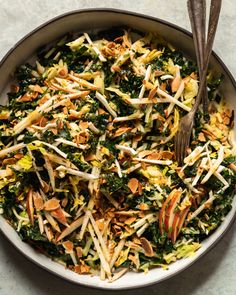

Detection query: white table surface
(0, 1), (236, 294)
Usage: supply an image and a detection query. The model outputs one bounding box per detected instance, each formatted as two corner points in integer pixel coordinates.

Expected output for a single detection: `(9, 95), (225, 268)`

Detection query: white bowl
(0, 8), (235, 290)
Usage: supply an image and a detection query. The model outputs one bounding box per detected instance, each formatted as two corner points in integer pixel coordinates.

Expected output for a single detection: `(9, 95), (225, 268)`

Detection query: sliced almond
(62, 240), (74, 252)
(33, 191), (44, 211)
(154, 70), (165, 76)
(171, 76), (182, 92)
(0, 113), (10, 120)
(2, 158), (17, 165)
(17, 93), (35, 102)
(14, 153), (24, 160)
(79, 121), (89, 130)
(44, 198), (60, 211)
(148, 86), (158, 99)
(124, 217), (136, 225)
(198, 132), (206, 142)
(140, 237), (154, 257)
(51, 207), (68, 226)
(190, 72), (198, 80)
(160, 151), (174, 160)
(74, 263), (90, 274)
(114, 126), (132, 137)
(76, 246), (83, 258)
(84, 154), (97, 161)
(128, 254), (139, 269)
(229, 163), (236, 172)
(138, 182), (143, 195)
(96, 219), (105, 231)
(41, 180), (50, 193)
(160, 82), (167, 91)
(147, 152), (161, 160)
(138, 150), (153, 158)
(128, 178), (139, 194)
(29, 84), (44, 93)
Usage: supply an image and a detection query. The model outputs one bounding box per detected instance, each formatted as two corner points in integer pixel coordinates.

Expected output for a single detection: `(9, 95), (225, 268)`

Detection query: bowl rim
(0, 7), (236, 291)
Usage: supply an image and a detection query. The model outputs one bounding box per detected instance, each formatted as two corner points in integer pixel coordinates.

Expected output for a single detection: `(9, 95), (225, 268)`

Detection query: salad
(0, 29), (235, 282)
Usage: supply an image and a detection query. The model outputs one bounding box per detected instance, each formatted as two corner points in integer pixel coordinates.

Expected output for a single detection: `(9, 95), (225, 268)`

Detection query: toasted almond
(74, 131), (90, 145)
(160, 151), (174, 160)
(202, 129), (217, 140)
(74, 263), (90, 274)
(51, 207), (68, 226)
(79, 121), (89, 130)
(147, 152), (161, 160)
(14, 153), (24, 160)
(128, 254), (139, 269)
(98, 107), (106, 115)
(107, 123), (114, 131)
(84, 154), (97, 161)
(17, 93), (34, 102)
(198, 132), (206, 142)
(140, 237), (154, 257)
(96, 219), (105, 231)
(154, 70), (165, 76)
(38, 117), (48, 127)
(0, 113), (10, 120)
(62, 240), (74, 252)
(41, 180), (50, 193)
(33, 192), (44, 211)
(128, 178), (139, 194)
(138, 203), (149, 210)
(171, 76), (182, 92)
(76, 246), (83, 258)
(229, 163), (236, 172)
(58, 68), (68, 78)
(38, 95), (50, 105)
(29, 84), (44, 93)
(223, 116), (230, 125)
(2, 157), (17, 165)
(44, 198), (60, 211)
(190, 72), (198, 80)
(124, 217), (136, 225)
(134, 134), (143, 142)
(114, 126), (132, 137)
(138, 182), (143, 195)
(138, 150), (153, 158)
(160, 82), (167, 92)
(148, 86), (158, 99)
(111, 65), (121, 72)
(56, 119), (64, 130)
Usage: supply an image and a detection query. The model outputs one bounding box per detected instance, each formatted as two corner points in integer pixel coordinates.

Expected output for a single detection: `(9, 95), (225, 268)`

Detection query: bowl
(0, 8), (235, 290)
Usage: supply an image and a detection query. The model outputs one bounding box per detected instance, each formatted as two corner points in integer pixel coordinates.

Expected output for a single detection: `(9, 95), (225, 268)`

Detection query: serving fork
(174, 0), (222, 164)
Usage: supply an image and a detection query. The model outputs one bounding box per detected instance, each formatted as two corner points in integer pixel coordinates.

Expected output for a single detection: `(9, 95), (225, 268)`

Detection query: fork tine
(175, 130), (184, 165)
(174, 132), (181, 163)
(179, 132), (186, 164)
